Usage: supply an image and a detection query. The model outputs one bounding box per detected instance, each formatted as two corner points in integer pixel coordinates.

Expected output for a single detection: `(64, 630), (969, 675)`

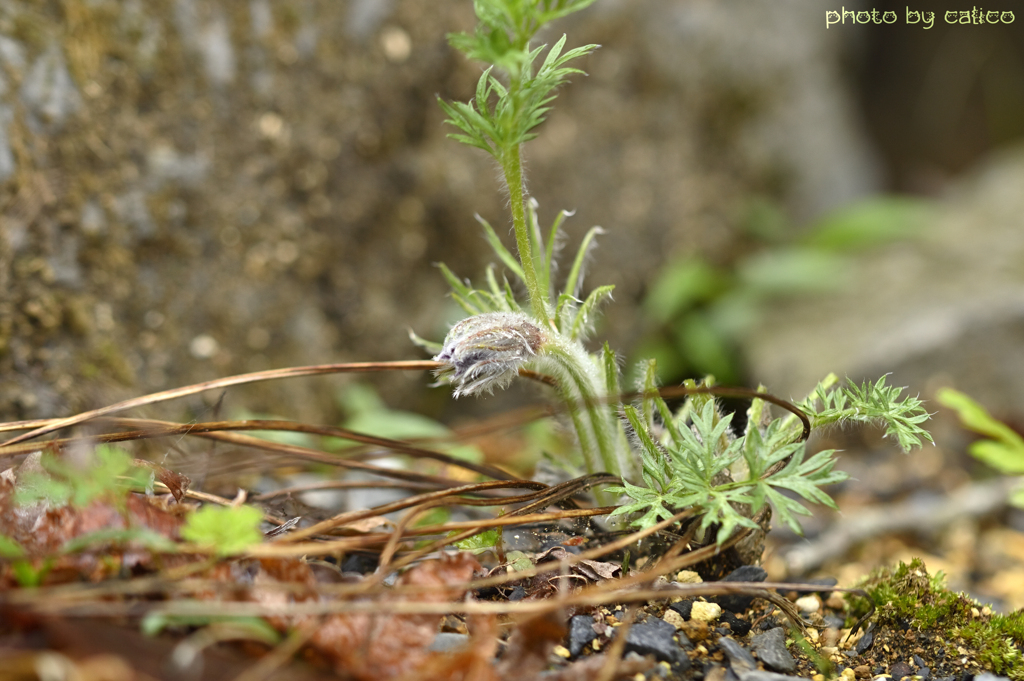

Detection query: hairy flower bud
(433, 312), (546, 397)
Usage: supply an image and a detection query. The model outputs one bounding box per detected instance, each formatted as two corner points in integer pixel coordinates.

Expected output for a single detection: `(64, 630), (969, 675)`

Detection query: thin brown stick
(252, 480), (440, 501)
(641, 385), (812, 441)
(0, 364), (810, 452)
(58, 416), (517, 481)
(0, 360), (442, 447)
(374, 477), (621, 577)
(190, 430), (496, 488)
(275, 479), (549, 543)
(596, 604), (637, 681)
(0, 564), (867, 621)
(5, 581), (837, 620)
(230, 617), (321, 681)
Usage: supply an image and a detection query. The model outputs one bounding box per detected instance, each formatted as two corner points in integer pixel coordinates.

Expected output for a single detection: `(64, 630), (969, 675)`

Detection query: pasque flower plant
(421, 0), (933, 543)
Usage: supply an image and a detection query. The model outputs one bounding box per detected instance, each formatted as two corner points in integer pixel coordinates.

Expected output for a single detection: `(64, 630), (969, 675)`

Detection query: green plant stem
(542, 341), (632, 480)
(501, 147), (549, 324)
(780, 372), (840, 441)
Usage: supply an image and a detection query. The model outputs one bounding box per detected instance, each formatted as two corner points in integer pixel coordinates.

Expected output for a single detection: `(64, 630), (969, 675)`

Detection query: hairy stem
(542, 341), (632, 480)
(501, 147), (549, 324)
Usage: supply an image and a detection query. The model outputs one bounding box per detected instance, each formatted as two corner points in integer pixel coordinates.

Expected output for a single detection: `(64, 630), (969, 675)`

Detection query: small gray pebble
(428, 632), (468, 652)
(621, 619), (689, 669)
(670, 598), (694, 620)
(749, 627), (797, 674)
(721, 611), (752, 637)
(718, 636), (757, 673)
(823, 614), (846, 629)
(567, 615), (597, 657)
(718, 566), (768, 613)
(737, 671), (811, 681)
(854, 629), (875, 655)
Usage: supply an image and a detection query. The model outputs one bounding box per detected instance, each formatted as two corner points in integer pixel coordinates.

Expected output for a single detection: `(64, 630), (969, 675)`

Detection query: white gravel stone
(796, 595), (822, 613)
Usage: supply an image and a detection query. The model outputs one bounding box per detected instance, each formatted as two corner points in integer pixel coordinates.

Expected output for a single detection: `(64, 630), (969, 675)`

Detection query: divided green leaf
(181, 505), (264, 556)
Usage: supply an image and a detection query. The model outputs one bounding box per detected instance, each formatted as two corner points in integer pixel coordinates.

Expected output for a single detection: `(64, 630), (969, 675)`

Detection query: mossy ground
(849, 558), (1024, 680)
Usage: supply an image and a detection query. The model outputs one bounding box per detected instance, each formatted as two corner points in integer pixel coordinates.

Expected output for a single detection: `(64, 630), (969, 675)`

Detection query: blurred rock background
(1, 0), (1023, 426)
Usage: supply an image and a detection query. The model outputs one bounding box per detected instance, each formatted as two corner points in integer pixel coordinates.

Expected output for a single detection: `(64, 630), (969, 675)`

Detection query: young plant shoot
(426, 0), (933, 543)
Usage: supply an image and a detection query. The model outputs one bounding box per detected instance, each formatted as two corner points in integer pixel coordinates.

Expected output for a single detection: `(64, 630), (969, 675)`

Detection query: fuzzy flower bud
(433, 312), (547, 397)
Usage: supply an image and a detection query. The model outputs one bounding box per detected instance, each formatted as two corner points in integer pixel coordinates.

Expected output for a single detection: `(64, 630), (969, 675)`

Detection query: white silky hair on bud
(433, 312), (547, 397)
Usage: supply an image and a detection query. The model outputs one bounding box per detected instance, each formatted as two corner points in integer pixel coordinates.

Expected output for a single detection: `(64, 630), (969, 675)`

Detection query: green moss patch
(853, 559), (1024, 680)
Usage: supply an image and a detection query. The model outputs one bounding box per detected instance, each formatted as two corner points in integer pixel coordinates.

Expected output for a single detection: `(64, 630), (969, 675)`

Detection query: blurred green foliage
(939, 387), (1024, 508)
(13, 445), (152, 510)
(450, 526), (503, 553)
(181, 504), (264, 555)
(633, 196), (931, 385)
(330, 383), (484, 463)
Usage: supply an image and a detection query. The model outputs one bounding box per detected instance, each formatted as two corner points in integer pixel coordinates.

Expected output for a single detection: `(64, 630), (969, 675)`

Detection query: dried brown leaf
(392, 614), (500, 681)
(1, 493), (183, 557)
(257, 557), (318, 590)
(250, 553), (482, 680)
(134, 459), (191, 502)
(533, 546), (622, 582)
(494, 610), (567, 680)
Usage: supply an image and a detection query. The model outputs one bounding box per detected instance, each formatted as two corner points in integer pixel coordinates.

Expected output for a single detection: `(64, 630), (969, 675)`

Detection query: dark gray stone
(567, 615), (597, 657)
(721, 611), (752, 637)
(718, 637), (757, 674)
(750, 627), (797, 674)
(911, 654), (932, 680)
(724, 565), (768, 582)
(717, 565), (768, 613)
(670, 598), (694, 620)
(621, 617), (688, 669)
(854, 628), (875, 655)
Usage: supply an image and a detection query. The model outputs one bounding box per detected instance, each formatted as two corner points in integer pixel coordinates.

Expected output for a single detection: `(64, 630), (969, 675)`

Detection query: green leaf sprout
(181, 505), (264, 556)
(939, 387), (1024, 508)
